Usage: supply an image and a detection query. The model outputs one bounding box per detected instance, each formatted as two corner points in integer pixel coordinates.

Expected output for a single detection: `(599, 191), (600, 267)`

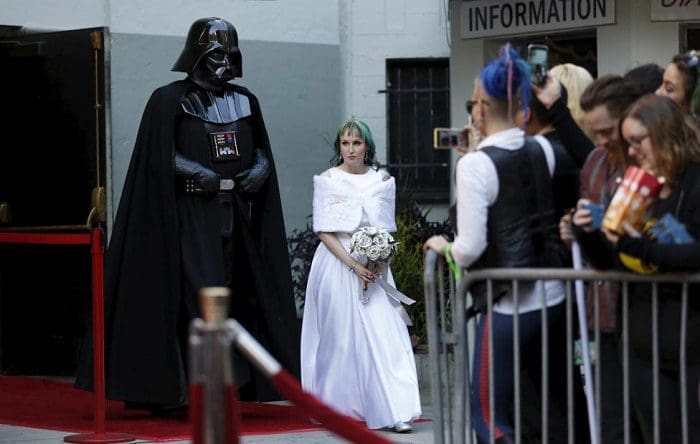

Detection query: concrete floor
(0, 404), (437, 444)
(1, 354), (445, 443)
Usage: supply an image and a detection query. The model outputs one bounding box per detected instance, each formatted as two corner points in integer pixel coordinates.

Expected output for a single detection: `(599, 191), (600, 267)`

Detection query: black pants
(629, 354), (700, 443)
(472, 302), (589, 443)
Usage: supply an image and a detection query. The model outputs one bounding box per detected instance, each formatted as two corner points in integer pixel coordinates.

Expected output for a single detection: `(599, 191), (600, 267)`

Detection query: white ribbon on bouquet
(367, 261), (416, 326)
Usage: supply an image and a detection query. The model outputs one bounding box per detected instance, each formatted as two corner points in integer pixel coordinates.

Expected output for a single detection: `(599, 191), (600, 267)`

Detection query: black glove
(235, 149), (271, 193)
(174, 153), (220, 193)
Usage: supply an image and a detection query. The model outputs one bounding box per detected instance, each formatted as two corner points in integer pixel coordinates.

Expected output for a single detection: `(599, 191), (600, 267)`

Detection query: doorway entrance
(489, 30), (598, 78)
(0, 27), (109, 375)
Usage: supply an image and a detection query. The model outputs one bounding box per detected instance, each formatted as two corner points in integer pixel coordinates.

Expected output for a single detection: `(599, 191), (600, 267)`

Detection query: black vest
(471, 137), (564, 271)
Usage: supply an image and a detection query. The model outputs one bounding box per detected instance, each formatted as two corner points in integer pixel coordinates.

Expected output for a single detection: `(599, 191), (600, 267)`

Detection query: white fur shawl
(312, 169), (397, 233)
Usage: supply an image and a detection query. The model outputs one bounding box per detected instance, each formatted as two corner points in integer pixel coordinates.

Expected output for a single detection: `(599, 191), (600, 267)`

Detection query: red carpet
(0, 376), (322, 442)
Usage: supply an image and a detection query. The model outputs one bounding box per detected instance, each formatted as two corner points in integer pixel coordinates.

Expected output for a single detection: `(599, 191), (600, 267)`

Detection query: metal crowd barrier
(424, 250), (699, 444)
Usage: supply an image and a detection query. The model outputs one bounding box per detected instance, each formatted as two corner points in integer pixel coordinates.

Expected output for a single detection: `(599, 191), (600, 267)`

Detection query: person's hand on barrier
(423, 235), (449, 255)
(559, 210), (575, 248)
(572, 198), (595, 233)
(531, 74), (562, 110)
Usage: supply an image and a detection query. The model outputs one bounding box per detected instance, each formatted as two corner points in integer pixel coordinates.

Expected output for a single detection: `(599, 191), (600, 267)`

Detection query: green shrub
(287, 217), (320, 315)
(391, 203), (453, 347)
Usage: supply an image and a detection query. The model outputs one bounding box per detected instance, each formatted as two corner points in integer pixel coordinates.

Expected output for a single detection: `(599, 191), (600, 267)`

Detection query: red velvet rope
(271, 370), (392, 444)
(0, 232), (92, 245)
(226, 385), (241, 444)
(1, 229), (135, 443)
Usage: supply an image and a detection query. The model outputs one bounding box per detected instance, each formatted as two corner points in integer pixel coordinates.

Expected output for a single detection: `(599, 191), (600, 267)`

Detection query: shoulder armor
(181, 89), (252, 124)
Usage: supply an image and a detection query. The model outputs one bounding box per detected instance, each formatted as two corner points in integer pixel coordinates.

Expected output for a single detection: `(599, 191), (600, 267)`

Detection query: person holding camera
(539, 73), (647, 443)
(424, 44), (575, 443)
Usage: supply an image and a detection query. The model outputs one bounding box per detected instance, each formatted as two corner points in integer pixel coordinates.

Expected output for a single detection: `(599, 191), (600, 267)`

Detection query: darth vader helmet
(172, 17), (242, 85)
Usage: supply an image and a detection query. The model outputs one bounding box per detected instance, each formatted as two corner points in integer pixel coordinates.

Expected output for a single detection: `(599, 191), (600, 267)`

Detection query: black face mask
(190, 49), (240, 92)
(205, 50), (234, 80)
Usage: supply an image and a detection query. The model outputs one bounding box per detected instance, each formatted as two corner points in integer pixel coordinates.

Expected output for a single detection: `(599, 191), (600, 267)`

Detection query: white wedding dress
(300, 167), (421, 429)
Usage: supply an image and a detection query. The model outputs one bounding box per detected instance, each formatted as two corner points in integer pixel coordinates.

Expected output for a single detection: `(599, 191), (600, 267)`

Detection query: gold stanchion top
(199, 287), (230, 324)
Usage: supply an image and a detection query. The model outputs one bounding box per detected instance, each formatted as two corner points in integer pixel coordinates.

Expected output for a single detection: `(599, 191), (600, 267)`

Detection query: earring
(364, 153), (369, 163)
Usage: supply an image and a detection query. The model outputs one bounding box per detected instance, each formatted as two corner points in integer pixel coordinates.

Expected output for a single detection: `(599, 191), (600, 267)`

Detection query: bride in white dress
(300, 119), (421, 432)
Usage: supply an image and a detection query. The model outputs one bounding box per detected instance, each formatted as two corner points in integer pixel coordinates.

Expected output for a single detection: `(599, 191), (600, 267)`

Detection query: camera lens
(466, 100), (474, 114)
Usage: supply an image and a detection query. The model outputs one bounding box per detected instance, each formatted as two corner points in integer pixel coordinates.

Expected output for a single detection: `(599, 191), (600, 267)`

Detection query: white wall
(448, 2), (484, 205)
(0, 0), (108, 30)
(598, 0), (678, 74)
(342, 0), (451, 164)
(0, 0), (340, 45)
(109, 0), (339, 45)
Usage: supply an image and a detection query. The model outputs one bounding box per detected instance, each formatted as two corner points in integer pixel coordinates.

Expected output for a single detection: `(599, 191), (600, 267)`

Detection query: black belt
(182, 178), (235, 195)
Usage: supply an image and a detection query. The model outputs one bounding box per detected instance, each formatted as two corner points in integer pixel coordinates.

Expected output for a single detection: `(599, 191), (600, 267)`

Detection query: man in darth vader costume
(76, 17), (300, 411)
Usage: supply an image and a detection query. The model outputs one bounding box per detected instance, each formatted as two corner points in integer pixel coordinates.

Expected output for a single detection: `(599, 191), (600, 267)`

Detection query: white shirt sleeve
(451, 151), (499, 268)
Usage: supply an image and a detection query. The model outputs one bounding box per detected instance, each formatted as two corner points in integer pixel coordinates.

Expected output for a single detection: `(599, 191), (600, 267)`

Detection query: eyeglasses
(466, 98), (490, 114)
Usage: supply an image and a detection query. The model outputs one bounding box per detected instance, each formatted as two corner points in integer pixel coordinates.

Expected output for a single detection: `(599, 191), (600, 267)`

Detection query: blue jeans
(471, 302), (586, 443)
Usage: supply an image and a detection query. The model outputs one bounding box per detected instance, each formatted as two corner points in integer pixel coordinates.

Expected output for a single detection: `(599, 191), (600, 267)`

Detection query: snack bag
(602, 166), (663, 234)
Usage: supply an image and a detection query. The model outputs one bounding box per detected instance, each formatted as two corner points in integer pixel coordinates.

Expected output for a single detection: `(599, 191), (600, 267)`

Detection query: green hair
(331, 118), (379, 168)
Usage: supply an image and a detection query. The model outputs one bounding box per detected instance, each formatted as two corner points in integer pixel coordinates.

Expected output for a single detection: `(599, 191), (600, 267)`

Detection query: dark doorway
(681, 23), (700, 53)
(0, 27), (108, 375)
(494, 31), (598, 78)
(385, 58), (451, 203)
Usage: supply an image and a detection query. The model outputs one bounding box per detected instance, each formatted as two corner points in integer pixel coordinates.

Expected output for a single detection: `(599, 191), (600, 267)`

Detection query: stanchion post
(189, 328), (205, 444)
(64, 228), (134, 443)
(92, 228), (106, 435)
(190, 287), (240, 444)
(0, 229), (134, 442)
(190, 286), (391, 444)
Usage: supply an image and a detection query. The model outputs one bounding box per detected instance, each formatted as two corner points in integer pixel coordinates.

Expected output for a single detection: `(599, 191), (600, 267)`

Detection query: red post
(90, 228), (107, 433)
(0, 230), (133, 442)
(189, 383), (204, 444)
(226, 385), (241, 444)
(91, 228), (106, 434)
(64, 228), (133, 443)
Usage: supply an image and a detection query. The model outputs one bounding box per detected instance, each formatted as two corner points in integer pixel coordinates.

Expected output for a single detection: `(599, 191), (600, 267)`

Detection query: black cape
(76, 80), (300, 405)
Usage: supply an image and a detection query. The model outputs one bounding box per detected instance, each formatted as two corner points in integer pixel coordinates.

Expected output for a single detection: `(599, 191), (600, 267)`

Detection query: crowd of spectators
(426, 46), (700, 443)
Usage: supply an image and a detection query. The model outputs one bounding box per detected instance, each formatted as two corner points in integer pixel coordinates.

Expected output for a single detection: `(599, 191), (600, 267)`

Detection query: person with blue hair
(425, 44), (575, 442)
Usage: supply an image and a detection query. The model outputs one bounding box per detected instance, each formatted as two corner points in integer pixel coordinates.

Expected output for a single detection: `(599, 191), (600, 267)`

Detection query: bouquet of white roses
(349, 226), (413, 309)
(350, 226), (398, 262)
